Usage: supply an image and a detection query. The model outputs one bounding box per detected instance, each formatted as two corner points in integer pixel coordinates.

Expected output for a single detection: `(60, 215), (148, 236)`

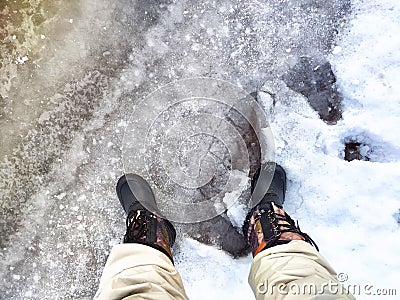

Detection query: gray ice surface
(0, 0), (350, 298)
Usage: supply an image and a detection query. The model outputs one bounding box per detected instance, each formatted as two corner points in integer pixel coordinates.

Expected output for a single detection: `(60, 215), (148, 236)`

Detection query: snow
(1, 0), (399, 299)
(15, 56), (29, 65)
(175, 239), (254, 298)
(150, 0), (400, 296)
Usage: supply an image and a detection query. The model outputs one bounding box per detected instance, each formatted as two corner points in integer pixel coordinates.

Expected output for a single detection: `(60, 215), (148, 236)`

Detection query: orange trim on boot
(254, 241), (267, 256)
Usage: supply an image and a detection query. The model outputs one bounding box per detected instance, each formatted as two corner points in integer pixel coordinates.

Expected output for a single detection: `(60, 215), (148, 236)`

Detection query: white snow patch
(54, 192), (66, 200)
(226, 202), (247, 229)
(15, 56), (29, 64)
(117, 120), (128, 127)
(175, 238), (253, 300)
(223, 170), (249, 228)
(332, 45), (342, 54)
(12, 274), (21, 281)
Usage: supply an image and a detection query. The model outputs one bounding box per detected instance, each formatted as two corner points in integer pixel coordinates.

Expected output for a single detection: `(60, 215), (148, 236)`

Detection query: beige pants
(95, 241), (354, 300)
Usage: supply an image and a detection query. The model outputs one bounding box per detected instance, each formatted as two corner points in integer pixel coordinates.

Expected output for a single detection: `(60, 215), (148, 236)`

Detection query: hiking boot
(243, 163), (318, 256)
(250, 163), (286, 207)
(116, 174), (176, 262)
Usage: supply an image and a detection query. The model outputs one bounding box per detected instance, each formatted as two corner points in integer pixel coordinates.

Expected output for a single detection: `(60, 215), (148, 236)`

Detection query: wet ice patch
(134, 0), (350, 90)
(282, 56), (343, 124)
(121, 78), (271, 224)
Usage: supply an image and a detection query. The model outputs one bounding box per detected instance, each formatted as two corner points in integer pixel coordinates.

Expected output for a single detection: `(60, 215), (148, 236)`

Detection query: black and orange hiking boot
(243, 163), (318, 257)
(116, 174), (176, 262)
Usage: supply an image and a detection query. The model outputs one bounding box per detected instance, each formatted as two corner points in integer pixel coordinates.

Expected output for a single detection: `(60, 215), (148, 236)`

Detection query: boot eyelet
(273, 230), (280, 237)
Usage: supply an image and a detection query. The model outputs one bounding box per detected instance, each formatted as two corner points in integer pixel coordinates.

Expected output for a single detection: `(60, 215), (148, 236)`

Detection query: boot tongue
(255, 193), (280, 212)
(267, 192), (285, 207)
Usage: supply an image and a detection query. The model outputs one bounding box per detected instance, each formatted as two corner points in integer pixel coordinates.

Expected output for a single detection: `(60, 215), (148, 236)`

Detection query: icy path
(1, 0), (399, 299)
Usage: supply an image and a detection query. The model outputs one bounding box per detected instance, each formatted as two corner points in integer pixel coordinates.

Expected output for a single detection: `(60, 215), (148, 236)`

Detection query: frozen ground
(1, 0), (399, 299)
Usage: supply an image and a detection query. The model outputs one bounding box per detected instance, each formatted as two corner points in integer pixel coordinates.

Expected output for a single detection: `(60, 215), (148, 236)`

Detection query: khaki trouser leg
(95, 244), (189, 300)
(248, 240), (355, 300)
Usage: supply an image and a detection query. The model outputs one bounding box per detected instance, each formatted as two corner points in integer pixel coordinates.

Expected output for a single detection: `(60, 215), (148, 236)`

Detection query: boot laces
(124, 210), (149, 243)
(263, 205), (319, 251)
